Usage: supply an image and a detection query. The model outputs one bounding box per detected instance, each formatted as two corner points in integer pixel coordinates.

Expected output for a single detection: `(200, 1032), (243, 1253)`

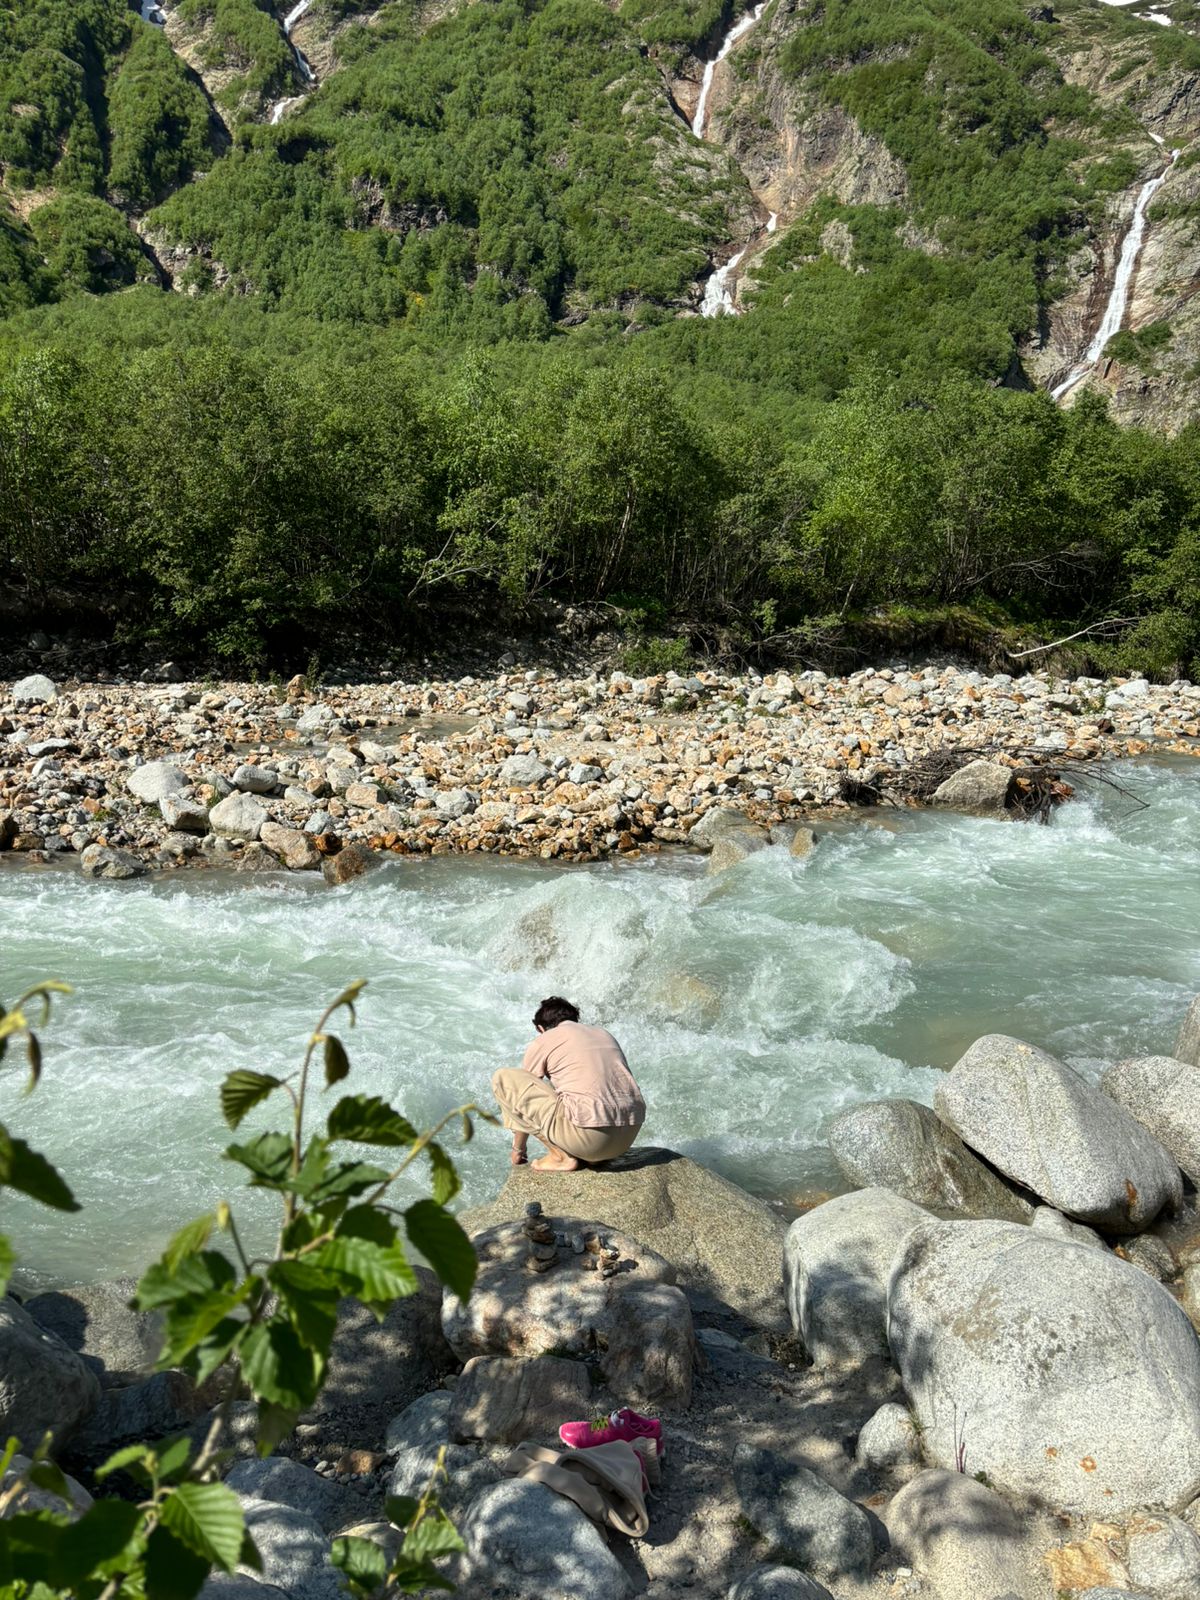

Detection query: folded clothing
(504, 1439), (651, 1537)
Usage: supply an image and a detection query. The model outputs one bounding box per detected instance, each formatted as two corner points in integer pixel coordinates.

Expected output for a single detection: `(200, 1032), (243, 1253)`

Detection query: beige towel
(503, 1439), (651, 1537)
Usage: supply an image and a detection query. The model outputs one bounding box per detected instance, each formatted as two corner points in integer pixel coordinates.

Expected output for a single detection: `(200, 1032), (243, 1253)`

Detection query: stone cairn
(522, 1202), (620, 1278)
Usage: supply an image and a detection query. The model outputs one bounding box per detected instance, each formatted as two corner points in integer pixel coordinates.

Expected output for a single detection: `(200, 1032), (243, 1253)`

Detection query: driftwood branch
(1006, 618), (1139, 659)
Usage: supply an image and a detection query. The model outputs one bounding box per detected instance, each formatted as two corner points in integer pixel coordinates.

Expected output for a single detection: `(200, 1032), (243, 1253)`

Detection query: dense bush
(26, 194), (149, 293)
(109, 26), (217, 206)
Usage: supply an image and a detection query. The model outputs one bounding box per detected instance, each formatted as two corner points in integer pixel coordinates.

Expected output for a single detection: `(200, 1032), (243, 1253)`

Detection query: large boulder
(225, 1458), (359, 1535)
(687, 807), (764, 851)
(458, 1478), (632, 1600)
(885, 1469), (1048, 1600)
(236, 1497), (344, 1600)
(457, 1146), (787, 1326)
(599, 1280), (695, 1409)
(209, 791), (267, 841)
(728, 1571), (834, 1600)
(827, 1099), (1031, 1222)
(887, 1218), (1200, 1514)
(707, 830), (770, 876)
(80, 845), (145, 880)
(25, 1278), (163, 1385)
(1102, 1056), (1200, 1184)
(386, 1392), (500, 1517)
(784, 1188), (928, 1365)
(934, 1034), (1182, 1233)
(498, 754), (549, 788)
(0, 1298), (101, 1451)
(1, 1451), (91, 1520)
(127, 760), (189, 805)
(11, 675), (57, 705)
(450, 1356), (592, 1444)
(1176, 995), (1200, 1067)
(731, 1444), (873, 1580)
(66, 1370), (204, 1466)
(931, 759), (1012, 814)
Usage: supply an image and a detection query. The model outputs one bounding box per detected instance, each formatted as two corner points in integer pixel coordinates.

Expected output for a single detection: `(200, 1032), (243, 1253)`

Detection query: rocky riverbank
(2, 662), (1199, 878)
(8, 998), (1200, 1599)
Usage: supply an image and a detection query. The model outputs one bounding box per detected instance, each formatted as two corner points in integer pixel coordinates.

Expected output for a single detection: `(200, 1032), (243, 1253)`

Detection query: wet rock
(209, 791), (267, 841)
(320, 840), (376, 884)
(687, 807), (762, 851)
(235, 1497), (344, 1600)
(24, 1277), (163, 1385)
(449, 1355), (592, 1444)
(235, 842), (282, 872)
(0, 1298), (101, 1451)
(1102, 1055), (1200, 1184)
(708, 829), (770, 876)
(855, 1402), (921, 1470)
(127, 760), (189, 804)
(732, 1444), (873, 1579)
(459, 1478), (632, 1600)
(728, 1569), (834, 1600)
(934, 1034), (1182, 1233)
(931, 758), (1012, 814)
(1176, 995), (1200, 1067)
(80, 844), (146, 879)
(769, 821), (816, 856)
(885, 1469), (1047, 1600)
(226, 1458), (359, 1534)
(888, 1218), (1200, 1514)
(784, 1188), (928, 1365)
(259, 821), (320, 870)
(828, 1098), (1032, 1222)
(1125, 1512), (1200, 1599)
(160, 792), (209, 833)
(386, 1392), (500, 1516)
(458, 1147), (787, 1327)
(11, 675), (57, 705)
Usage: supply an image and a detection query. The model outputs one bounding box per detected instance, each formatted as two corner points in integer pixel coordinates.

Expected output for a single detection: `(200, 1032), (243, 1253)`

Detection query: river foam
(3, 760), (1198, 1283)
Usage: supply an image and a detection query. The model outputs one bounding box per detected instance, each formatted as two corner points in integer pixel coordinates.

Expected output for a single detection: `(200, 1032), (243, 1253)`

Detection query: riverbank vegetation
(1, 0), (1199, 676)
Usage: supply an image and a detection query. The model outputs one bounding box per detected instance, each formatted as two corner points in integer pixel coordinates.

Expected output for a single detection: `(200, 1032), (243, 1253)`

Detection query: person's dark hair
(533, 996), (580, 1030)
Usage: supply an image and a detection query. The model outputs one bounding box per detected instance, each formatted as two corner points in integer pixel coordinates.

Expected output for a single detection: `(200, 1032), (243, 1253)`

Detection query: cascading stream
(268, 0), (315, 124)
(1052, 140), (1180, 401)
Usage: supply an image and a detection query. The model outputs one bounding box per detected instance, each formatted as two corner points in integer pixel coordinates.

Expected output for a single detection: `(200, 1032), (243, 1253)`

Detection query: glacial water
(3, 761), (1199, 1286)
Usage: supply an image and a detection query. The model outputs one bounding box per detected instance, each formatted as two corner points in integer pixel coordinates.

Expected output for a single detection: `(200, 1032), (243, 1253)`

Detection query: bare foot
(530, 1154), (582, 1172)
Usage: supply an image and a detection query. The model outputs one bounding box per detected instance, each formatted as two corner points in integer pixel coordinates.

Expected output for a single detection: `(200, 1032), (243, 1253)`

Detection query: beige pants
(492, 1067), (642, 1163)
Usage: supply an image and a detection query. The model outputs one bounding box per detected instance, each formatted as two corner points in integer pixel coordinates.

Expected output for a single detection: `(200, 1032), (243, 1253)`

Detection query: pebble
(0, 665), (1196, 874)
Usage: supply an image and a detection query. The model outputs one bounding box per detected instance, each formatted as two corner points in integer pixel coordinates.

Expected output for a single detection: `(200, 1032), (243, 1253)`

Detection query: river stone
(1029, 1204), (1106, 1250)
(232, 763), (278, 794)
(80, 844), (146, 879)
(236, 1497), (344, 1600)
(67, 1370), (206, 1464)
(450, 1355), (592, 1444)
(160, 792), (209, 833)
(600, 1280), (695, 1409)
(828, 1098), (1032, 1222)
(887, 1218), (1200, 1514)
(1102, 1055), (1200, 1184)
(855, 1402), (921, 1470)
(386, 1392), (501, 1516)
(127, 760), (189, 804)
(0, 1298), (101, 1451)
(498, 753), (549, 788)
(226, 1458), (359, 1534)
(732, 1444), (873, 1579)
(885, 1469), (1045, 1600)
(457, 1146), (787, 1327)
(11, 675), (57, 705)
(1125, 1513), (1200, 1598)
(209, 791), (267, 840)
(321, 841), (375, 885)
(2, 1451), (92, 1519)
(708, 830), (770, 876)
(728, 1570), (834, 1600)
(259, 821), (319, 871)
(24, 1278), (163, 1384)
(784, 1188), (928, 1365)
(931, 758), (1012, 814)
(934, 1034), (1182, 1233)
(1176, 996), (1200, 1067)
(459, 1478), (632, 1600)
(687, 807), (763, 851)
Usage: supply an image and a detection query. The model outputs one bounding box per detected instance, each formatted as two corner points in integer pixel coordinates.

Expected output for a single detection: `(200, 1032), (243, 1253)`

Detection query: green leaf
(224, 1131), (294, 1186)
(405, 1200), (476, 1302)
(96, 1442), (154, 1480)
(327, 1094), (418, 1147)
(389, 1559), (456, 1595)
(403, 1509), (465, 1563)
(316, 1206), (417, 1305)
(0, 1135), (78, 1212)
(24, 1032), (41, 1093)
(239, 1319), (324, 1411)
(155, 1433), (195, 1484)
(27, 1461), (69, 1503)
(136, 1249), (237, 1309)
(48, 1500), (142, 1585)
(162, 1212), (215, 1272)
(269, 1259), (340, 1355)
(255, 1401), (300, 1457)
(220, 1070), (284, 1130)
(332, 1534), (389, 1592)
(0, 1235), (16, 1297)
(323, 1034), (351, 1089)
(385, 1495), (420, 1528)
(191, 1316), (247, 1388)
(159, 1481), (245, 1570)
(306, 1160), (390, 1208)
(144, 1522), (211, 1600)
(427, 1142), (460, 1206)
(330, 979), (366, 1019)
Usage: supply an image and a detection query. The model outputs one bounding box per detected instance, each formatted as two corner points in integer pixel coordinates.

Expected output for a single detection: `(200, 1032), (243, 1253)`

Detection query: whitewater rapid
(5, 760), (1198, 1285)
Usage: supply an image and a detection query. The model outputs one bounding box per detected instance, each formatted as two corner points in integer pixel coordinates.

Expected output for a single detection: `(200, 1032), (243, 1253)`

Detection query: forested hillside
(2, 0), (1199, 674)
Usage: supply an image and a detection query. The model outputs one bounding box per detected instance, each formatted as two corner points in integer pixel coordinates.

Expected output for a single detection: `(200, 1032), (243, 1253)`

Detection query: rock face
(1102, 1055), (1200, 1183)
(930, 758), (1012, 814)
(827, 1099), (1032, 1222)
(0, 1299), (101, 1451)
(450, 1355), (592, 1444)
(784, 1188), (928, 1365)
(259, 821), (319, 871)
(685, 806), (765, 851)
(25, 1278), (163, 1385)
(209, 791), (267, 840)
(885, 1469), (1044, 1600)
(731, 1444), (873, 1579)
(66, 1370), (204, 1464)
(934, 1034), (1182, 1233)
(457, 1147), (787, 1326)
(460, 1478), (632, 1600)
(321, 841), (375, 884)
(1176, 996), (1200, 1067)
(888, 1218), (1200, 1514)
(1, 1451), (92, 1519)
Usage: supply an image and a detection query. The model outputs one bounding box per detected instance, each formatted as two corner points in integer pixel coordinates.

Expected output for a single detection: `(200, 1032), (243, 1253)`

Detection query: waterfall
(692, 3), (767, 140)
(267, 0), (315, 122)
(1051, 146), (1180, 402)
(700, 246), (747, 317)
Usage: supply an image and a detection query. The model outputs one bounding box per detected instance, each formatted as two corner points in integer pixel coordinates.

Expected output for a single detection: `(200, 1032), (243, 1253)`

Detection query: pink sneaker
(559, 1407), (664, 1457)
